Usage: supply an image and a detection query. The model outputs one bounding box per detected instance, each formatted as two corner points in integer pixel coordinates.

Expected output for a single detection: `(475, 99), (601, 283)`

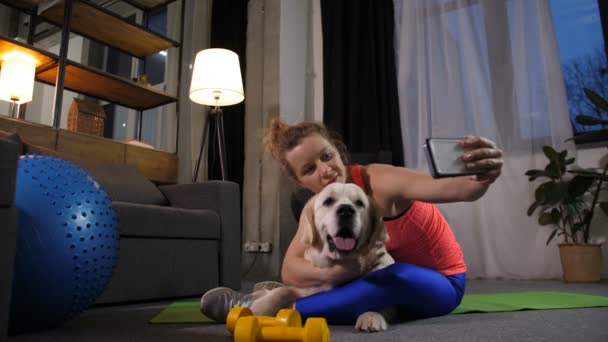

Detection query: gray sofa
(0, 130), (241, 310)
(81, 162), (242, 304)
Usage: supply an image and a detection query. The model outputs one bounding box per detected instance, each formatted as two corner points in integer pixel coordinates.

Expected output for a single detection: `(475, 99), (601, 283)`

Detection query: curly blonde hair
(262, 117), (350, 180)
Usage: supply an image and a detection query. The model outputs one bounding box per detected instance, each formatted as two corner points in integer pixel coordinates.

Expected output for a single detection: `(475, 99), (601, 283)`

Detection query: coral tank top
(350, 165), (466, 275)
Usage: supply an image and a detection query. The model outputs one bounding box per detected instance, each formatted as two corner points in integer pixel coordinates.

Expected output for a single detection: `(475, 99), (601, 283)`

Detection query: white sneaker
(253, 281), (285, 292)
(200, 287), (267, 323)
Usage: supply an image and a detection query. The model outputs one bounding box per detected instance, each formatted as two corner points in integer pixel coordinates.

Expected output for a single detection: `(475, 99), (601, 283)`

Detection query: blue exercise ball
(10, 155), (119, 333)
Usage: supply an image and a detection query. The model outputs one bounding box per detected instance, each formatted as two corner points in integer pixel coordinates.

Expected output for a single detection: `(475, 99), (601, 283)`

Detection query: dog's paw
(355, 311), (388, 332)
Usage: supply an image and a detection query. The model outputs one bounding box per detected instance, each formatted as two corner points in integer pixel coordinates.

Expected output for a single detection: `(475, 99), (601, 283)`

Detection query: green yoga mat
(149, 291), (608, 324)
(450, 291), (608, 314)
(150, 301), (213, 324)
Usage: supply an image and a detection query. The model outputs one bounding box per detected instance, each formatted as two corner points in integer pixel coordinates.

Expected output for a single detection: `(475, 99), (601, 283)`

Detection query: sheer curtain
(393, 0), (582, 278)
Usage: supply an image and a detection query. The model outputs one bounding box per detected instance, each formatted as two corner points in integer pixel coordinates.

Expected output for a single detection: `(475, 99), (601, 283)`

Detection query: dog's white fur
(254, 183), (395, 332)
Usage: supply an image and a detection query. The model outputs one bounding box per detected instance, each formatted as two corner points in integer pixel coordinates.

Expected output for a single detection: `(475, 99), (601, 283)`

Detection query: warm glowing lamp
(0, 51), (36, 118)
(189, 48), (244, 181)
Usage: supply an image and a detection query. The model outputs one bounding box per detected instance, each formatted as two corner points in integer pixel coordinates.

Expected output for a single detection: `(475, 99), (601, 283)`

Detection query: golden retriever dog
(253, 183), (395, 332)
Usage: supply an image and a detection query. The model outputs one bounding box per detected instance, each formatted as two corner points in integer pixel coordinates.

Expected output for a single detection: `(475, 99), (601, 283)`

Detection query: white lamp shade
(189, 48), (244, 106)
(0, 52), (36, 105)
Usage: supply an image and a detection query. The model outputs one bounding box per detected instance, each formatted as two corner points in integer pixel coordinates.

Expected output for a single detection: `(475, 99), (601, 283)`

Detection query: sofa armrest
(0, 134), (20, 340)
(0, 136), (20, 207)
(159, 181), (241, 289)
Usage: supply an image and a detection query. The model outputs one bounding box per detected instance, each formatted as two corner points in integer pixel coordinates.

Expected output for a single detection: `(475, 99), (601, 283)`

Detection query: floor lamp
(189, 48), (244, 182)
(0, 52), (36, 118)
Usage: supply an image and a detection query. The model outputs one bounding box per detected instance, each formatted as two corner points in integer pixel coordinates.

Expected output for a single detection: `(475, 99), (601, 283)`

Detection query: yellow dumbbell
(233, 316), (330, 342)
(227, 307), (302, 334)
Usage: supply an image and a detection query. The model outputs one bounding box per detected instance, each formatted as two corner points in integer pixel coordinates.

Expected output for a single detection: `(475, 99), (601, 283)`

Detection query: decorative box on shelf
(67, 98), (106, 137)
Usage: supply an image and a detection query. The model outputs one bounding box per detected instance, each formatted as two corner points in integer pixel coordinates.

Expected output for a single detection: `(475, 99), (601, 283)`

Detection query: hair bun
(264, 117), (287, 159)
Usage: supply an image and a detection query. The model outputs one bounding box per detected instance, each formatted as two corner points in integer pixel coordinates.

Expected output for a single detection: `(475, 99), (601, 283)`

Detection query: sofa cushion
(80, 163), (168, 205)
(95, 238), (219, 303)
(112, 201), (220, 239)
(16, 138), (167, 206)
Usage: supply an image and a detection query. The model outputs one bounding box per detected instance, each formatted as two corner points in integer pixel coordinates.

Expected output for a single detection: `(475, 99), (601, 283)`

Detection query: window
(550, 0), (608, 143)
(142, 8), (167, 85)
(140, 7), (167, 148)
(103, 7), (168, 147)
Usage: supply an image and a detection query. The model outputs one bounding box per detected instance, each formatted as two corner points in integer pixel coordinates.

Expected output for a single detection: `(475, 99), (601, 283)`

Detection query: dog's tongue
(333, 237), (355, 251)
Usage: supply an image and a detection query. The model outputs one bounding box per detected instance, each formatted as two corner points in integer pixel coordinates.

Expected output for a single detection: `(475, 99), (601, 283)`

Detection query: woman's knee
(368, 263), (445, 288)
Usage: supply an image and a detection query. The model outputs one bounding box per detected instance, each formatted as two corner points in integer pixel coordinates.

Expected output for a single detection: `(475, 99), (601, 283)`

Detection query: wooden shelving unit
(0, 35), (177, 111)
(39, 0), (179, 58)
(0, 0), (42, 13)
(37, 62), (178, 110)
(0, 0), (183, 162)
(0, 115), (178, 183)
(0, 35), (56, 71)
(122, 0), (178, 10)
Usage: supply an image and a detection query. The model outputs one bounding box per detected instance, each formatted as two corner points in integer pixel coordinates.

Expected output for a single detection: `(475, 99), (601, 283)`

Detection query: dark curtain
(320, 0), (404, 166)
(208, 0), (248, 187)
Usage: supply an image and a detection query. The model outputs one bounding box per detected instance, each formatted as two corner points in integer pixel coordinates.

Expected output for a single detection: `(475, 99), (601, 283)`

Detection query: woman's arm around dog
(281, 215), (380, 288)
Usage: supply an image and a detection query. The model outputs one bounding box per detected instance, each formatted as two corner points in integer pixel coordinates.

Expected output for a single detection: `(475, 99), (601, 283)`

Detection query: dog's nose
(337, 204), (355, 218)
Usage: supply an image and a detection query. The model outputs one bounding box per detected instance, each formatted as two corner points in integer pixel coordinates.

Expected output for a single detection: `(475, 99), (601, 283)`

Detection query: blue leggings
(294, 263), (466, 324)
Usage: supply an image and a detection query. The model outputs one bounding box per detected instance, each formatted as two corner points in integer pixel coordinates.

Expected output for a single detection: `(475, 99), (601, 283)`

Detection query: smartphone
(424, 138), (484, 178)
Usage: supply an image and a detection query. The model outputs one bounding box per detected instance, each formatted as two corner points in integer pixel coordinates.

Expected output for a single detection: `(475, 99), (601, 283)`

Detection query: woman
(201, 117), (503, 325)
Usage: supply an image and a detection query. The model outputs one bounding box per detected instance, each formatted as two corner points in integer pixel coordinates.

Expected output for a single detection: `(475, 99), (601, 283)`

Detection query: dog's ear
(372, 216), (390, 242)
(299, 196), (320, 246)
(368, 195), (389, 243)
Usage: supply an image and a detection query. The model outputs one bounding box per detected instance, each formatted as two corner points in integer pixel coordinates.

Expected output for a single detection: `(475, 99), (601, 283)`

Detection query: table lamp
(0, 51), (36, 118)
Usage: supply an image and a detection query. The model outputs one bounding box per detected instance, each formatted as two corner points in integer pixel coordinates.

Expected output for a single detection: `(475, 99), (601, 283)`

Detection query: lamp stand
(9, 99), (20, 119)
(192, 106), (228, 182)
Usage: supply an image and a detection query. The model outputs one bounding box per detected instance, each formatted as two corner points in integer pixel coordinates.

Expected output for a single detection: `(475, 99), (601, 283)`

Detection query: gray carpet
(8, 280), (608, 342)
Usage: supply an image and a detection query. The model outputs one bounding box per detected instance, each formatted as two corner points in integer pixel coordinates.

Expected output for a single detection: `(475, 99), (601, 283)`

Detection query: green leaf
(569, 169), (604, 178)
(567, 175), (594, 198)
(539, 212), (558, 225)
(525, 169), (546, 181)
(565, 157), (576, 165)
(527, 201), (540, 216)
(542, 146), (560, 164)
(545, 229), (559, 246)
(545, 163), (561, 179)
(584, 88), (608, 113)
(534, 182), (551, 202)
(567, 130), (608, 143)
(575, 114), (608, 126)
(525, 169), (544, 176)
(543, 182), (568, 205)
(550, 207), (561, 222)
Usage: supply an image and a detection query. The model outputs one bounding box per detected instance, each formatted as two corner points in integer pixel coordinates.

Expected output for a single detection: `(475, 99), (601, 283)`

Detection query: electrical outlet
(244, 242), (259, 252)
(243, 241), (272, 253)
(259, 242), (272, 253)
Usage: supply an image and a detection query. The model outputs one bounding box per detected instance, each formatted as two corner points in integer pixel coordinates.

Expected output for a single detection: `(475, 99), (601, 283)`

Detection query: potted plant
(525, 88), (607, 282)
